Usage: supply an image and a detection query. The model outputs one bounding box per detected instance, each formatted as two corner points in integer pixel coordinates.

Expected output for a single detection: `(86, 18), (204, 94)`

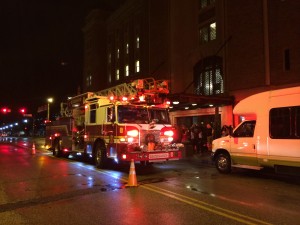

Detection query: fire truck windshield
(117, 105), (170, 124)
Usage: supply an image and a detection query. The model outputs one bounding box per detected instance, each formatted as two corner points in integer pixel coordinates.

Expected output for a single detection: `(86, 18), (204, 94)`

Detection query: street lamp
(47, 98), (53, 121)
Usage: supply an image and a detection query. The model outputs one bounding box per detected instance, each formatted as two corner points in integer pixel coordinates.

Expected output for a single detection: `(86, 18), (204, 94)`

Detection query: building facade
(82, 0), (300, 138)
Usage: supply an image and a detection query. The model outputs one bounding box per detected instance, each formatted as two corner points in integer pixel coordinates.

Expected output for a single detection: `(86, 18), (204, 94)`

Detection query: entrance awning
(167, 93), (234, 111)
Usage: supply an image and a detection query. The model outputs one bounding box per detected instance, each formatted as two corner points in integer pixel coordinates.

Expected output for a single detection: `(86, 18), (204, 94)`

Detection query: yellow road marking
(142, 184), (272, 225)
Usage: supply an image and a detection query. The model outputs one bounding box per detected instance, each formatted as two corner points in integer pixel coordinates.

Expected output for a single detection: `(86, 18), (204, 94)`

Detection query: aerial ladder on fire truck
(94, 77), (169, 104)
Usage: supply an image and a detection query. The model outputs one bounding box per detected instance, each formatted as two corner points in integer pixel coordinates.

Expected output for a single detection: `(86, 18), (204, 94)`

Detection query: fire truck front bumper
(120, 148), (183, 163)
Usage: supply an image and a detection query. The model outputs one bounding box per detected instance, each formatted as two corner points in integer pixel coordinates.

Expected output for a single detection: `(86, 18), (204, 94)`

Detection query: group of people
(173, 123), (215, 154)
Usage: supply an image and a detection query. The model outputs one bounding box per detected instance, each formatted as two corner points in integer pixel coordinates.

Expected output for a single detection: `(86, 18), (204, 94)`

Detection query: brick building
(82, 0), (300, 137)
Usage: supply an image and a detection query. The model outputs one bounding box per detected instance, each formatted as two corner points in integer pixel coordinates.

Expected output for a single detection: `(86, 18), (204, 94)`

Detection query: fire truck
(45, 78), (183, 168)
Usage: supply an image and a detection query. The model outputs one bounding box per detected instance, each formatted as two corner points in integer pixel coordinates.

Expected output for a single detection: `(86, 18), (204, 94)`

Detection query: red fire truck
(45, 78), (183, 168)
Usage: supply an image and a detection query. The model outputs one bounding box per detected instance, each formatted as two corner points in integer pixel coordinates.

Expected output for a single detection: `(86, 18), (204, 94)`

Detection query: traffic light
(19, 108), (26, 114)
(1, 107), (11, 113)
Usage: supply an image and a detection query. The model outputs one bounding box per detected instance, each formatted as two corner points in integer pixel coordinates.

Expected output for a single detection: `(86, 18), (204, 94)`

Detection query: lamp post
(47, 98), (53, 121)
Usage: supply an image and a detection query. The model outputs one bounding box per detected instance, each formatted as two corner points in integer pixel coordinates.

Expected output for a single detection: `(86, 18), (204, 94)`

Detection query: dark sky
(0, 0), (123, 115)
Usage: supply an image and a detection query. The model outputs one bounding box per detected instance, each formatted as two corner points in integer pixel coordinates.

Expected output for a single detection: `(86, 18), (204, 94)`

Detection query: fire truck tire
(53, 139), (62, 157)
(94, 142), (107, 168)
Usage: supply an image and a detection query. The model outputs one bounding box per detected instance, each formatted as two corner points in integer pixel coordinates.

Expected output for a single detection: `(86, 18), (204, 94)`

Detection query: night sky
(0, 0), (123, 118)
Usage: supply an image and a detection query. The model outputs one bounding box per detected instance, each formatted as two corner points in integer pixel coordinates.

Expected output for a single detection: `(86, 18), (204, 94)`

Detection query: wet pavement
(1, 137), (214, 167)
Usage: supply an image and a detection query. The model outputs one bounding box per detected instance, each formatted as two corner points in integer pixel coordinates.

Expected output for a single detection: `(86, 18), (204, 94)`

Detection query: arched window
(194, 56), (224, 95)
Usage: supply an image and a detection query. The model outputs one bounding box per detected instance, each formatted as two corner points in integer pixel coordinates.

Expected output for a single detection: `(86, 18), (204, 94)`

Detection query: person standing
(205, 123), (214, 151)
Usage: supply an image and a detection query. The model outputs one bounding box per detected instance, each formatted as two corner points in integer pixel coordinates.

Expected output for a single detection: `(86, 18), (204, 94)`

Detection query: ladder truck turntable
(45, 78), (183, 168)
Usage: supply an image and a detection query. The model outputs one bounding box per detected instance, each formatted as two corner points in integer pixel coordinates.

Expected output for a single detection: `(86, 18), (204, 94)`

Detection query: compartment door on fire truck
(106, 107), (115, 144)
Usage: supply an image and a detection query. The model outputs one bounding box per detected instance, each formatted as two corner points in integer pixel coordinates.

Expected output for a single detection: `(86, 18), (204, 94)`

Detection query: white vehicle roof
(233, 86), (300, 116)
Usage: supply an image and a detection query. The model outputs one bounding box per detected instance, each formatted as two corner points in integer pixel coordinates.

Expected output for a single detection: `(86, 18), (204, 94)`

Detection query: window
(125, 65), (129, 76)
(108, 53), (111, 64)
(126, 43), (129, 54)
(194, 56), (224, 95)
(136, 37), (140, 49)
(108, 71), (111, 83)
(135, 60), (140, 73)
(233, 121), (256, 138)
(107, 107), (115, 122)
(89, 104), (97, 123)
(284, 49), (290, 71)
(117, 105), (170, 124)
(270, 106), (300, 139)
(117, 48), (120, 59)
(86, 75), (92, 87)
(116, 69), (120, 80)
(199, 0), (215, 9)
(199, 22), (216, 44)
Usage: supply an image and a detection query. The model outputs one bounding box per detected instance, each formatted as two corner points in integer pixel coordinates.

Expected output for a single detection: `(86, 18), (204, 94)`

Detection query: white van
(212, 86), (300, 175)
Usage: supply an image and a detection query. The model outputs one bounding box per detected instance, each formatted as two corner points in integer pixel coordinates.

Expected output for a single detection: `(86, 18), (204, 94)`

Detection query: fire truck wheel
(94, 142), (107, 168)
(53, 140), (62, 157)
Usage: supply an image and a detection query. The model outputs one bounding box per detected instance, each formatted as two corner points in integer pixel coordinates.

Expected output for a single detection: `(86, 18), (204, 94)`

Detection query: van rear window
(270, 106), (300, 139)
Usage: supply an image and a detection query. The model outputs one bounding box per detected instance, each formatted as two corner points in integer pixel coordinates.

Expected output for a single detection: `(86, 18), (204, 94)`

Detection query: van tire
(215, 153), (231, 174)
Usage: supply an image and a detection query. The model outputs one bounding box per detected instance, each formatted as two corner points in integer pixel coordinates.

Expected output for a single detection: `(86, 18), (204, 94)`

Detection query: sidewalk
(181, 144), (214, 166)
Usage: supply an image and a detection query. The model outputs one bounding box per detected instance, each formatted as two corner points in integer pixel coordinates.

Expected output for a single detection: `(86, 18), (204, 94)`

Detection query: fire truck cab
(45, 78), (183, 168)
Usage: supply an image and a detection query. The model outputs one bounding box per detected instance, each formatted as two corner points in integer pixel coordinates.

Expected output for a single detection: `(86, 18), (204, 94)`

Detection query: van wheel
(94, 142), (107, 168)
(53, 140), (62, 157)
(215, 153), (231, 174)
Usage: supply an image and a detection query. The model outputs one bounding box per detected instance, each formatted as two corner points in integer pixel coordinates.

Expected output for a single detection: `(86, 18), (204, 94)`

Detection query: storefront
(168, 93), (234, 139)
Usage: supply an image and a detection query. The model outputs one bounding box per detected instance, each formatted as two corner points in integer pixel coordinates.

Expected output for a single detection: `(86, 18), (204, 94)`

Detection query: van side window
(233, 121), (256, 137)
(270, 106), (300, 139)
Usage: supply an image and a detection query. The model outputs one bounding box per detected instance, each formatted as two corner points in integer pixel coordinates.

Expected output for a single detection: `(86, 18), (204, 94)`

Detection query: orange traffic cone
(126, 159), (138, 187)
(32, 142), (36, 155)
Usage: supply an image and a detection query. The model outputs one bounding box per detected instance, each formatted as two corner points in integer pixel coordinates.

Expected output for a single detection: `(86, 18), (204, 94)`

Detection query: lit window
(125, 65), (129, 76)
(108, 72), (111, 83)
(126, 43), (129, 54)
(108, 53), (111, 64)
(136, 37), (140, 49)
(210, 22), (216, 40)
(86, 75), (92, 87)
(135, 60), (140, 73)
(199, 22), (216, 44)
(117, 49), (120, 59)
(199, 0), (215, 9)
(194, 56), (224, 96)
(116, 69), (120, 80)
